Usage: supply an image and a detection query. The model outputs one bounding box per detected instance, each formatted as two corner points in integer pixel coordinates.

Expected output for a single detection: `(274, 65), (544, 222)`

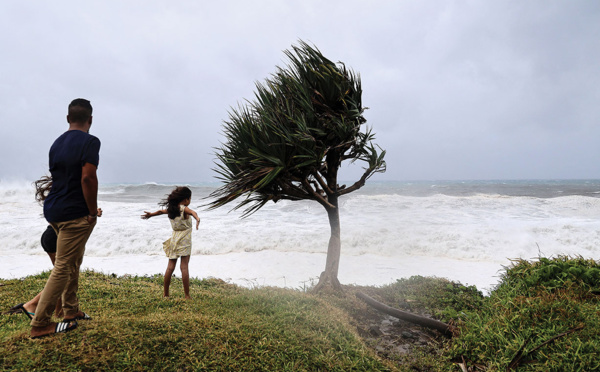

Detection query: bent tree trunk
(314, 196), (342, 292)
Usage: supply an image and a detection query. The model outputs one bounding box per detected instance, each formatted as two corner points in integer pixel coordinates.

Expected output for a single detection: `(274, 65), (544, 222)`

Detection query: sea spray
(2, 181), (600, 259)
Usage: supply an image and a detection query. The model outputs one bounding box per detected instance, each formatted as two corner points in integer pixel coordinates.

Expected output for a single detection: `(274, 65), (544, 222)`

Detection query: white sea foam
(1, 180), (599, 293)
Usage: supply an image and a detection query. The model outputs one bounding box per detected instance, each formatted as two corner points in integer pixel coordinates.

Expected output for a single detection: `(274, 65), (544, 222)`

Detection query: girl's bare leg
(164, 259), (177, 297)
(180, 255), (191, 299)
(23, 252), (62, 317)
(23, 293), (41, 315)
(24, 294), (61, 317)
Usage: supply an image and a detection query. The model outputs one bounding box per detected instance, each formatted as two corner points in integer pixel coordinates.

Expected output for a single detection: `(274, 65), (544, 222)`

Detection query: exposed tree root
(356, 292), (454, 337)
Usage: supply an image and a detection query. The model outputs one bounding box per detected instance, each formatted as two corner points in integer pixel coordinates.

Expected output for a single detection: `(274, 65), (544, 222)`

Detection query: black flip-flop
(6, 303), (35, 319)
(3, 303), (25, 315)
(31, 321), (78, 339)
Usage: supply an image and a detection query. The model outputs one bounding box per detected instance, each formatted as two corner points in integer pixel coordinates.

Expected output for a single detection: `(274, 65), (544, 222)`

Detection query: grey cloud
(1, 1), (599, 183)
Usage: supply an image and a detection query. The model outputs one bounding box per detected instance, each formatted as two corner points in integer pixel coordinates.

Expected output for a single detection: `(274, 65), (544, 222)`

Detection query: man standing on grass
(30, 98), (101, 339)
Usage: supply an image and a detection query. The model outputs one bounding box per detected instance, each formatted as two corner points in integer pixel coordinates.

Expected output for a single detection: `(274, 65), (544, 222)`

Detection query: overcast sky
(1, 1), (599, 184)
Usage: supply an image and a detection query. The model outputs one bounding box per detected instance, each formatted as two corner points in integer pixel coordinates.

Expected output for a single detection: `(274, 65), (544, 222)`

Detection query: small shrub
(449, 255), (600, 371)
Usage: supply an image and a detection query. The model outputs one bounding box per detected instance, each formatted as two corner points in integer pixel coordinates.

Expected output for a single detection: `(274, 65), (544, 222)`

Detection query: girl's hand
(97, 208), (103, 217)
(141, 209), (165, 219)
(196, 218), (200, 230)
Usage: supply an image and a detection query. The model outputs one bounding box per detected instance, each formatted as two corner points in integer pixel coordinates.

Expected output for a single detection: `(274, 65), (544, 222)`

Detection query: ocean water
(1, 179), (599, 293)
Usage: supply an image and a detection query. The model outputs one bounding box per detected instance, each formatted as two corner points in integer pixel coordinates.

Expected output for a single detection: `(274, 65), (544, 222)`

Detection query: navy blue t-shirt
(44, 130), (101, 223)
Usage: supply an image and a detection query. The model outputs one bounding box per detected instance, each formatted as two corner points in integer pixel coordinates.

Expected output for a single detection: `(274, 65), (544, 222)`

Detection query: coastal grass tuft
(0, 271), (396, 371)
(376, 276), (484, 323)
(449, 255), (600, 371)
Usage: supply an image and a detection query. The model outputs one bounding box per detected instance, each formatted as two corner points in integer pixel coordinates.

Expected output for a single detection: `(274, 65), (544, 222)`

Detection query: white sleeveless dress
(163, 205), (192, 259)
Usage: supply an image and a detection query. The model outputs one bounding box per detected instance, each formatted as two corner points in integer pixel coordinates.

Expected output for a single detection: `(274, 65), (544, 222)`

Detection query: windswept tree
(208, 41), (386, 291)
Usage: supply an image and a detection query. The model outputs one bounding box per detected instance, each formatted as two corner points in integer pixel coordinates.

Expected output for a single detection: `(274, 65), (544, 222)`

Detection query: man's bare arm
(81, 162), (98, 222)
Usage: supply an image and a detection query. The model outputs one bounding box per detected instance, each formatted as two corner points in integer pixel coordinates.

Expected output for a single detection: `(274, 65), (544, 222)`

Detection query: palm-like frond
(208, 40), (386, 215)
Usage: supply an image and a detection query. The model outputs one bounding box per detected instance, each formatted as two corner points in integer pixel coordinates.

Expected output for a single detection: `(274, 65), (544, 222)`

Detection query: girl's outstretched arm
(184, 207), (201, 230)
(141, 209), (167, 219)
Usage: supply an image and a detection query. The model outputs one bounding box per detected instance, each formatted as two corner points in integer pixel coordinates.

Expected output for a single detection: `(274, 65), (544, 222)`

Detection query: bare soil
(340, 290), (449, 369)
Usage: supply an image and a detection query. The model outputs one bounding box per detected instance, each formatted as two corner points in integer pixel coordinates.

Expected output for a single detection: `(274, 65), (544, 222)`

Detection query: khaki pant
(31, 217), (96, 327)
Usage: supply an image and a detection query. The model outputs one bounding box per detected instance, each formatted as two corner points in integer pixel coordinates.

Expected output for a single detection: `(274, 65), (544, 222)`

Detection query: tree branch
(312, 170), (334, 195)
(278, 180), (313, 200)
(507, 325), (585, 371)
(271, 194), (303, 202)
(339, 166), (374, 196)
(302, 179), (336, 209)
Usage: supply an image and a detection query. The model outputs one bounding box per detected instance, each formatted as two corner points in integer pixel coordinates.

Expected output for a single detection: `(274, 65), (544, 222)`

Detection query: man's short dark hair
(68, 98), (93, 124)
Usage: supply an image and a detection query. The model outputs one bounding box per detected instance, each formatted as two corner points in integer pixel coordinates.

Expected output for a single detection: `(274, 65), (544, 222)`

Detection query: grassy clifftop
(1, 255), (599, 371)
(1, 272), (395, 371)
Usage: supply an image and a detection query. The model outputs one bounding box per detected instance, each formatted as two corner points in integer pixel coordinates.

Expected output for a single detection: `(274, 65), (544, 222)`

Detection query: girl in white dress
(142, 186), (200, 299)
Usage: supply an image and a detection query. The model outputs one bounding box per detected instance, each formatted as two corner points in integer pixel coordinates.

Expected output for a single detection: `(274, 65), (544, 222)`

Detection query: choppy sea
(1, 179), (599, 293)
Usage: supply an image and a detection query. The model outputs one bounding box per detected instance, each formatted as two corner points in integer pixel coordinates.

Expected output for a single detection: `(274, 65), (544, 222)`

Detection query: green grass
(2, 255), (599, 371)
(449, 256), (600, 371)
(0, 272), (396, 371)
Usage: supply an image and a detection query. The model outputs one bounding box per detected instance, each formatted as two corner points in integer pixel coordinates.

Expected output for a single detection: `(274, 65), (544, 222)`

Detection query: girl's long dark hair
(159, 186), (192, 219)
(34, 176), (53, 205)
